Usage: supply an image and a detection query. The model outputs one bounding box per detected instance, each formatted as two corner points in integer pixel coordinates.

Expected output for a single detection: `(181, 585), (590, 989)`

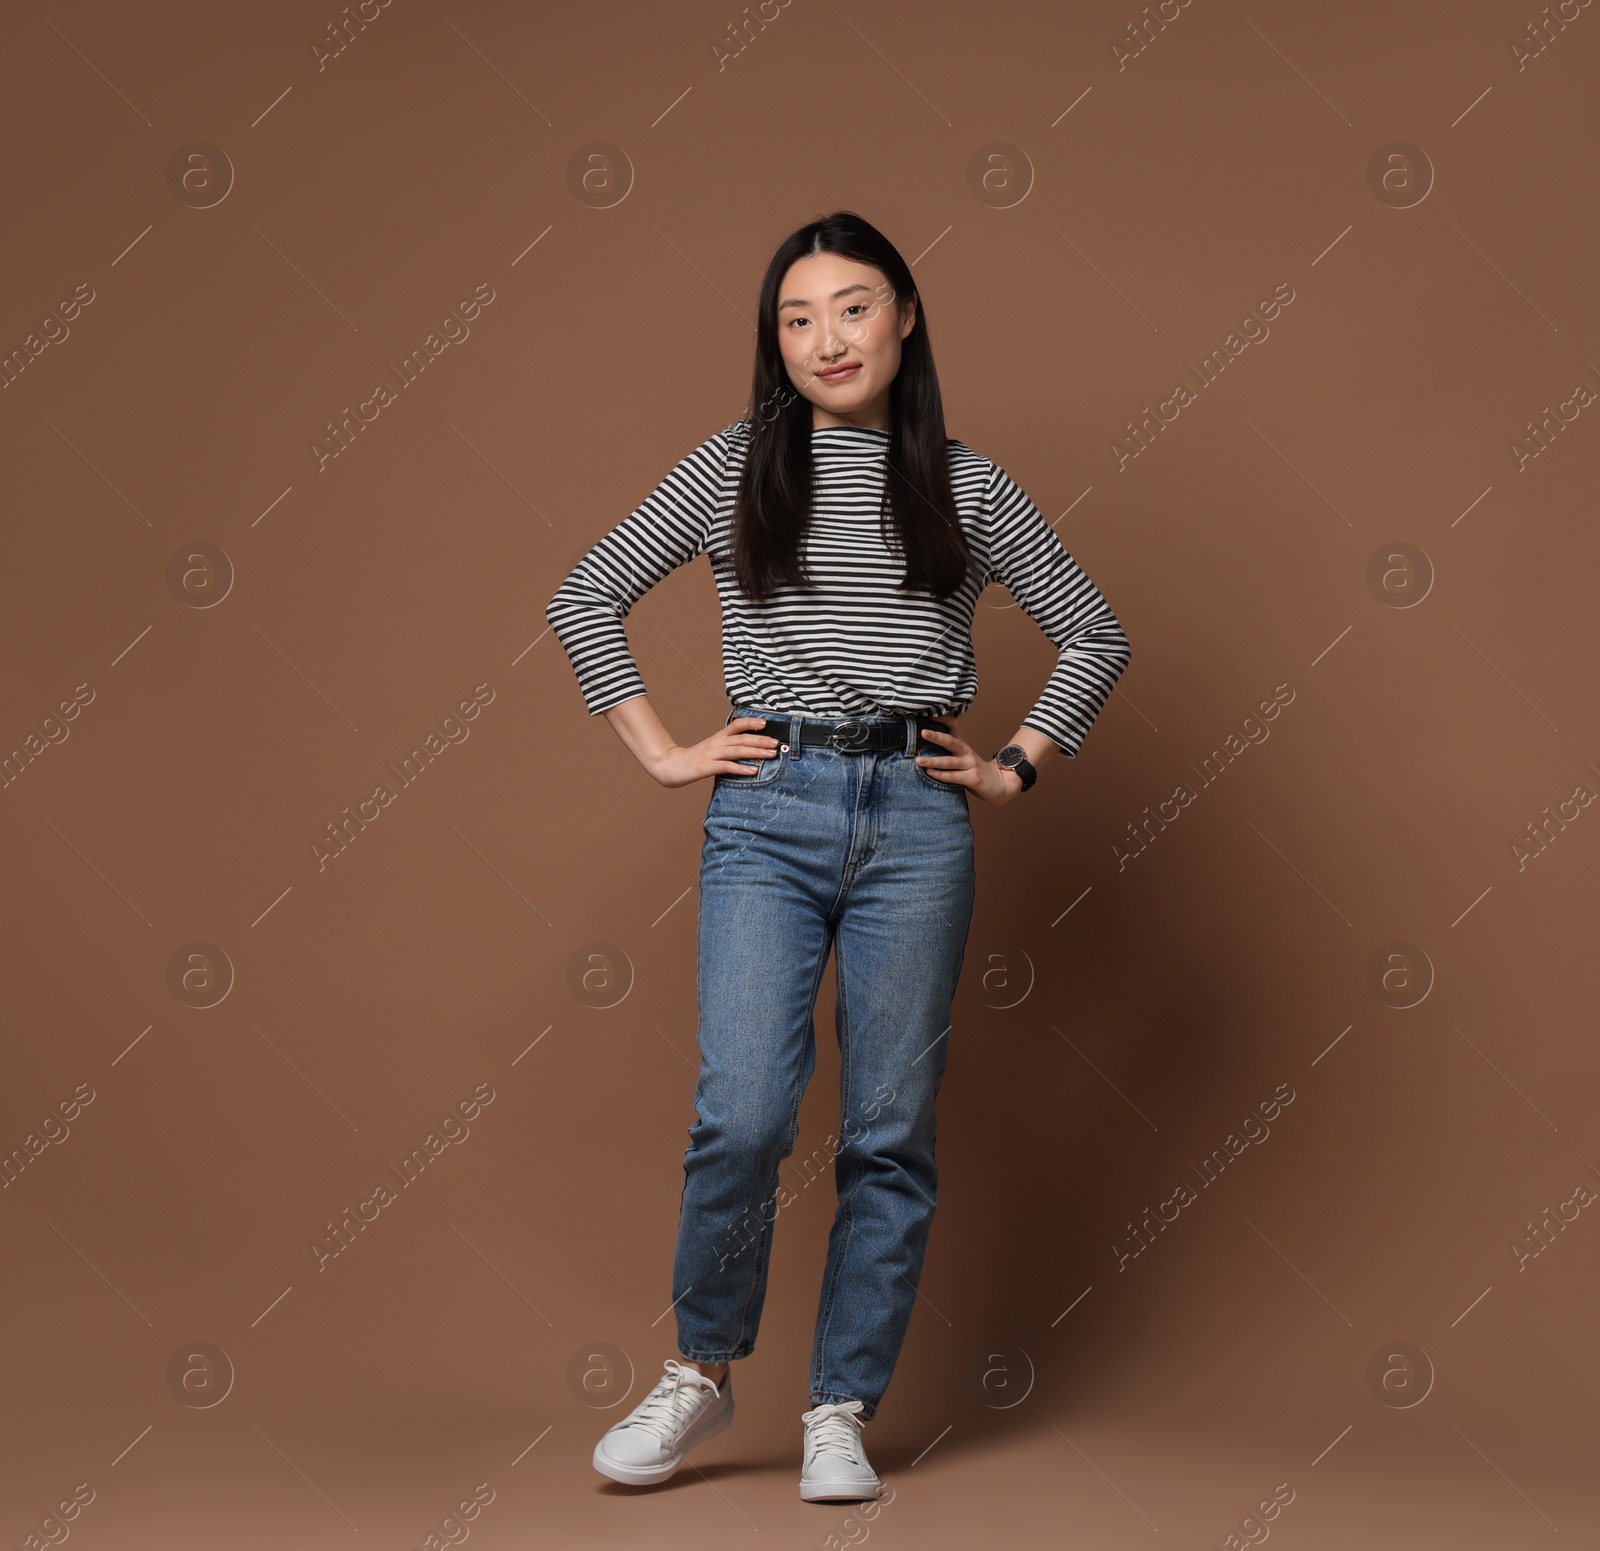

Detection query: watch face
(996, 744), (1026, 768)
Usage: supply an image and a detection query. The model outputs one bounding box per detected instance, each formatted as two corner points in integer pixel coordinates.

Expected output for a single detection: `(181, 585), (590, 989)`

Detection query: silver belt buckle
(829, 717), (871, 751)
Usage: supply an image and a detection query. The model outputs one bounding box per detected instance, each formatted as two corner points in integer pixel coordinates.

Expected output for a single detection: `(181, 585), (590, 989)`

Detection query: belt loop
(903, 715), (916, 757)
(789, 713), (802, 759)
(724, 706), (737, 728)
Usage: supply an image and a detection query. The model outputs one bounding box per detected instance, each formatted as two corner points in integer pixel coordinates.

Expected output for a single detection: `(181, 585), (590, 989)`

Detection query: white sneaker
(592, 1359), (734, 1486)
(799, 1399), (882, 1502)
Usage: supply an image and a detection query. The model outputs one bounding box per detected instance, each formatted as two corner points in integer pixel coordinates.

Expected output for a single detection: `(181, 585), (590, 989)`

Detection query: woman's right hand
(650, 715), (780, 788)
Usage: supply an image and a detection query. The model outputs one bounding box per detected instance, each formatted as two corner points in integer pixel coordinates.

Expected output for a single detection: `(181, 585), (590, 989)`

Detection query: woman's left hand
(915, 720), (1023, 805)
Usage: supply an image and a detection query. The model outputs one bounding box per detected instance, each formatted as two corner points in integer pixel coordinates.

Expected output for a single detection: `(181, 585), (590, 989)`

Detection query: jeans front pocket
(913, 757), (968, 796)
(714, 743), (788, 789)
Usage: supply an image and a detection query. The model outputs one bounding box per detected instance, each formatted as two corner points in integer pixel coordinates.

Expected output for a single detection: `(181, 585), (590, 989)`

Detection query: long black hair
(732, 210), (977, 603)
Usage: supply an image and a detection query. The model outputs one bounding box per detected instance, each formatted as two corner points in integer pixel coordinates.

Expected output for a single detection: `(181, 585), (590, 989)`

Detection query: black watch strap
(994, 743), (1037, 792)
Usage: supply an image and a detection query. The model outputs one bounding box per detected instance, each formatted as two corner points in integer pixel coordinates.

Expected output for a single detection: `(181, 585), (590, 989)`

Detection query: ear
(900, 296), (918, 340)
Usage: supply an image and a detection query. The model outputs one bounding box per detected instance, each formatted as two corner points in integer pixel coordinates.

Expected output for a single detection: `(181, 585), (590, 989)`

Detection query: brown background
(3, 1), (1596, 1547)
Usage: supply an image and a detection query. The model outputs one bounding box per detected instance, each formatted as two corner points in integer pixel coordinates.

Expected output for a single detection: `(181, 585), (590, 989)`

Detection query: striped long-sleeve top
(545, 419), (1131, 756)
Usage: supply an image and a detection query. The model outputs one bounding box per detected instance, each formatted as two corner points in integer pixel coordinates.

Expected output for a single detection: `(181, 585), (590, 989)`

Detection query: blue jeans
(672, 703), (977, 1420)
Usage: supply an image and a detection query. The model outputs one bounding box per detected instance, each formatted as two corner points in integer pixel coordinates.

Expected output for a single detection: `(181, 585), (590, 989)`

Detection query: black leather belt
(737, 711), (952, 752)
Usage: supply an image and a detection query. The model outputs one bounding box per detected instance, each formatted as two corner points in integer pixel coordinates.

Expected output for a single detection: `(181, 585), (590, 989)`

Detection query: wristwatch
(994, 744), (1037, 792)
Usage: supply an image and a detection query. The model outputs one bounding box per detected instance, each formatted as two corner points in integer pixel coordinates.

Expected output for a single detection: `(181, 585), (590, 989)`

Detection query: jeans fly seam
(829, 754), (877, 916)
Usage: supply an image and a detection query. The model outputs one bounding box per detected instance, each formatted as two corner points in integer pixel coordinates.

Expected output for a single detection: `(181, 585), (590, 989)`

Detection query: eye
(843, 304), (867, 317)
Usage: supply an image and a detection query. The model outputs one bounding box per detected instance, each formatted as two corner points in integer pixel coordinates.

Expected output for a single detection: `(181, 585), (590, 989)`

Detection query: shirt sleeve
(982, 460), (1132, 756)
(545, 429), (731, 716)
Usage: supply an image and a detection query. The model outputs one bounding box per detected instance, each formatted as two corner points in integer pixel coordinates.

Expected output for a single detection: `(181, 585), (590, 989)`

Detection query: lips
(818, 363), (860, 382)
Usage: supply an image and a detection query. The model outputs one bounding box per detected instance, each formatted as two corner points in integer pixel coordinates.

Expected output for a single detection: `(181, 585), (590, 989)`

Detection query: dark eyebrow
(777, 283), (874, 312)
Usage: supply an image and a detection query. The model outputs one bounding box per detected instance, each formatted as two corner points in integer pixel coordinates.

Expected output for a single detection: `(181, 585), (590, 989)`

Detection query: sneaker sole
(592, 1396), (736, 1487)
(800, 1474), (882, 1503)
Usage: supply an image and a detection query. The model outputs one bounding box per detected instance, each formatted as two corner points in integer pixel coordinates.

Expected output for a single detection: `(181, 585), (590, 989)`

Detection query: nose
(817, 312), (867, 366)
(817, 329), (848, 365)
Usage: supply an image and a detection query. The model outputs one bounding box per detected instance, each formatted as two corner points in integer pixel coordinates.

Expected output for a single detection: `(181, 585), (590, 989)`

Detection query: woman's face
(774, 253), (916, 430)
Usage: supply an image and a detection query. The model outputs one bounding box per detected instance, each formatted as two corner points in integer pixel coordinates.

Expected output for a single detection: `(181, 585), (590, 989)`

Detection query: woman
(545, 211), (1131, 1502)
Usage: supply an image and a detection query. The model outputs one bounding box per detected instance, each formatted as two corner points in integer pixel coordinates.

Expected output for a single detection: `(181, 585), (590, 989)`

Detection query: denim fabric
(672, 703), (977, 1420)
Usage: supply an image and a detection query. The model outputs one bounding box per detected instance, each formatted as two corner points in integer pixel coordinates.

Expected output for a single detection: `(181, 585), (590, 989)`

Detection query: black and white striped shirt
(545, 420), (1131, 755)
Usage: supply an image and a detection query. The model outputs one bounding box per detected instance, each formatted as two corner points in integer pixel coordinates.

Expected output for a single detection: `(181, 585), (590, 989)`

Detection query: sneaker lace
(624, 1361), (714, 1443)
(804, 1400), (866, 1459)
